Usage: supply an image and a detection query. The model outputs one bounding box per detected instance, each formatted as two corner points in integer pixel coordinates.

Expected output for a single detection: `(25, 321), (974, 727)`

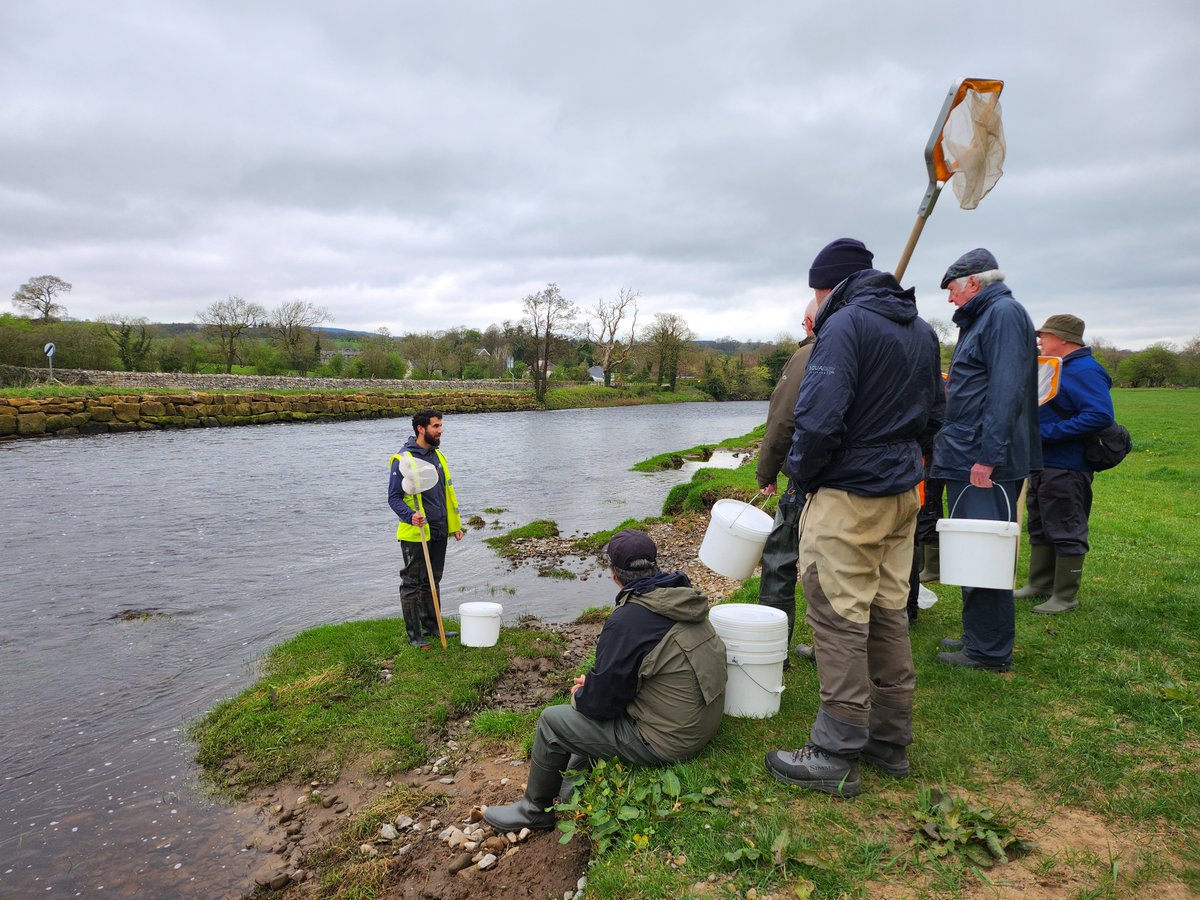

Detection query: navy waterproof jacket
(784, 269), (944, 497)
(931, 281), (1042, 483)
(1040, 347), (1114, 471)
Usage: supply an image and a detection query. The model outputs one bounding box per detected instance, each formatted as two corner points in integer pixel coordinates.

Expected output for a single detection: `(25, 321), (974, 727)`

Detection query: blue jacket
(1041, 347), (1114, 471)
(784, 269), (944, 497)
(932, 282), (1043, 482)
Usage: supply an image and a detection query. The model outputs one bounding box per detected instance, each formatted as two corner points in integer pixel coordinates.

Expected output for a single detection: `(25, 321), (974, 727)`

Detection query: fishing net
(399, 455), (439, 495)
(932, 80), (1006, 210)
(894, 78), (1006, 281)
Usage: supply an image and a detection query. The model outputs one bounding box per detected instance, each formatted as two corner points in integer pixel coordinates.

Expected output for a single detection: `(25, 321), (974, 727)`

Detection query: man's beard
(426, 435), (441, 448)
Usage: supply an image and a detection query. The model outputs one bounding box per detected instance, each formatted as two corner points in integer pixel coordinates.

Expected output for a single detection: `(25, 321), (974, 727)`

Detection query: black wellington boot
(401, 597), (430, 648)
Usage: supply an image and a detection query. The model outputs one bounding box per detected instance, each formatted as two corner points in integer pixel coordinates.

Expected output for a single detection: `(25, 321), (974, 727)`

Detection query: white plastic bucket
(699, 499), (774, 579)
(457, 601), (503, 647)
(936, 485), (1020, 590)
(708, 604), (787, 718)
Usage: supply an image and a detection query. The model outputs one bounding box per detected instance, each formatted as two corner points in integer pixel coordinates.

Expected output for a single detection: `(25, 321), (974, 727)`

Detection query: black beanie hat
(809, 238), (874, 289)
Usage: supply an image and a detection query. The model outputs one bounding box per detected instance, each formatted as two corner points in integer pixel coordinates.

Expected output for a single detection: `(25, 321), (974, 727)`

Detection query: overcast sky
(3, 1), (1197, 350)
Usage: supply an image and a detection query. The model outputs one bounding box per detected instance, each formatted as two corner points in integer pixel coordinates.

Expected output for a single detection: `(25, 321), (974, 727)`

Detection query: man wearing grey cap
(484, 530), (727, 832)
(932, 249), (1041, 672)
(1013, 314), (1114, 614)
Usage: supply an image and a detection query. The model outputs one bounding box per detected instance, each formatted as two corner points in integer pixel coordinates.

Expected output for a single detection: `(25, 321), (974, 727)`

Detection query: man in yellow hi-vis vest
(388, 409), (463, 648)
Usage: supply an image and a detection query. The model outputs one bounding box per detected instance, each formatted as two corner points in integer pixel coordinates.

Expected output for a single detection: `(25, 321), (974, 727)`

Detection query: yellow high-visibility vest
(389, 449), (461, 541)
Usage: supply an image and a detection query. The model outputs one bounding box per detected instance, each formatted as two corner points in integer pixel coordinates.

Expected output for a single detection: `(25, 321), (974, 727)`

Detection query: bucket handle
(728, 656), (787, 696)
(947, 483), (1011, 521)
(726, 492), (769, 529)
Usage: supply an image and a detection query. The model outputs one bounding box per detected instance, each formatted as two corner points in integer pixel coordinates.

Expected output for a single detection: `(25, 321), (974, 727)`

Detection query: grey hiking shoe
(939, 637), (964, 652)
(862, 739), (910, 777)
(793, 643), (816, 662)
(765, 745), (860, 798)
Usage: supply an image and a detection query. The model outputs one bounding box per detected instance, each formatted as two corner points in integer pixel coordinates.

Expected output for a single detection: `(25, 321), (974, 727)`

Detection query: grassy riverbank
(576, 387), (1200, 897)
(190, 388), (1199, 897)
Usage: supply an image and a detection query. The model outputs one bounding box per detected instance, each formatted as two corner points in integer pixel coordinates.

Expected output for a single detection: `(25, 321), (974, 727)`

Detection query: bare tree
(269, 300), (331, 374)
(13, 275), (72, 322)
(100, 315), (155, 371)
(647, 312), (694, 391)
(927, 317), (953, 345)
(587, 287), (639, 386)
(522, 283), (578, 402)
(197, 296), (266, 374)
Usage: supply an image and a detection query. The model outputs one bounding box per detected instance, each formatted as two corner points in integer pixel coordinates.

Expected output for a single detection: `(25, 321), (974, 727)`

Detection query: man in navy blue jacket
(931, 249), (1041, 672)
(764, 238), (943, 798)
(1013, 314), (1114, 614)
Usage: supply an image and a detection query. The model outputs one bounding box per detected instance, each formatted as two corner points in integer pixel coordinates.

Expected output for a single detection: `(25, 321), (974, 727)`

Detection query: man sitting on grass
(483, 530), (727, 832)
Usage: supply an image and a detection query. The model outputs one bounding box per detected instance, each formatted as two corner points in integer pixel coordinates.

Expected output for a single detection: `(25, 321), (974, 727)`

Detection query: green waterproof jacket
(623, 586), (728, 761)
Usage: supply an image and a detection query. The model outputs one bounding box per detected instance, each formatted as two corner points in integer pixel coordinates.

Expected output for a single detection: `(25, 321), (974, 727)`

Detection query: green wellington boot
(1014, 544), (1055, 599)
(483, 758), (561, 831)
(918, 545), (940, 583)
(1033, 555), (1084, 614)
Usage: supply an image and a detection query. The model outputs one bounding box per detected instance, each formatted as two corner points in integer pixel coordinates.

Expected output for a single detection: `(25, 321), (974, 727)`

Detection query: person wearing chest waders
(482, 530), (727, 833)
(388, 409), (464, 649)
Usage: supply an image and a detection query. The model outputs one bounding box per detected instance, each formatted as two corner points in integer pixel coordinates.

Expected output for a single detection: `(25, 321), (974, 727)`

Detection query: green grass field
(575, 388), (1200, 897)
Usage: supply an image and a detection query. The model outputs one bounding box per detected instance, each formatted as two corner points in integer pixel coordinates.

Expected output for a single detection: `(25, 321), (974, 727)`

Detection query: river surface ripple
(0, 401), (766, 897)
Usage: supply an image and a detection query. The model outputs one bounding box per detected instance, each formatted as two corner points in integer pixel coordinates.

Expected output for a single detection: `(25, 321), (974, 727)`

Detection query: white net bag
(939, 84), (1006, 210)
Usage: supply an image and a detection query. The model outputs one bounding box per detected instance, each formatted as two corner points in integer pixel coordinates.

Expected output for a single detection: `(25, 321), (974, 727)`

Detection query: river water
(0, 401), (766, 897)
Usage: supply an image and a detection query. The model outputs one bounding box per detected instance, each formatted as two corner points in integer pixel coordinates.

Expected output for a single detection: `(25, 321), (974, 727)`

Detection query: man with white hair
(932, 249), (1041, 672)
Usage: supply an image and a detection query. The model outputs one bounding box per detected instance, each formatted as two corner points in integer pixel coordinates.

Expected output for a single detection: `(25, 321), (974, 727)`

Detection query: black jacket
(784, 269), (944, 496)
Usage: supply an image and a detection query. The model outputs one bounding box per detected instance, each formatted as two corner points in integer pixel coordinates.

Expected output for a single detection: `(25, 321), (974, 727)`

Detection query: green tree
(100, 316), (155, 371)
(12, 275), (72, 322)
(1116, 345), (1180, 387)
(647, 312), (693, 391)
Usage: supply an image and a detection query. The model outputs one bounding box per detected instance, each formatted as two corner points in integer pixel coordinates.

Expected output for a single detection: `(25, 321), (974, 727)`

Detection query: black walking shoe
(936, 650), (1010, 673)
(765, 745), (861, 798)
(408, 638), (432, 649)
(861, 739), (910, 777)
(939, 637), (964, 652)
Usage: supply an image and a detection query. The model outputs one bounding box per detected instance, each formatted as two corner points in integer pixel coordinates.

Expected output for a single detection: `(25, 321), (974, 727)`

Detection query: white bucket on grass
(458, 601), (503, 647)
(698, 499), (773, 579)
(936, 485), (1020, 590)
(708, 604), (787, 718)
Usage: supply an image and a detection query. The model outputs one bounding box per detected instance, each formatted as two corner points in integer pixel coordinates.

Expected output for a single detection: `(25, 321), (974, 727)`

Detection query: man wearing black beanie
(764, 238), (944, 798)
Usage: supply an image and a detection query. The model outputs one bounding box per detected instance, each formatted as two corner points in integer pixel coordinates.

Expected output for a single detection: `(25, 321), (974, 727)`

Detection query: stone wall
(0, 390), (539, 441)
(10, 367), (532, 393)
